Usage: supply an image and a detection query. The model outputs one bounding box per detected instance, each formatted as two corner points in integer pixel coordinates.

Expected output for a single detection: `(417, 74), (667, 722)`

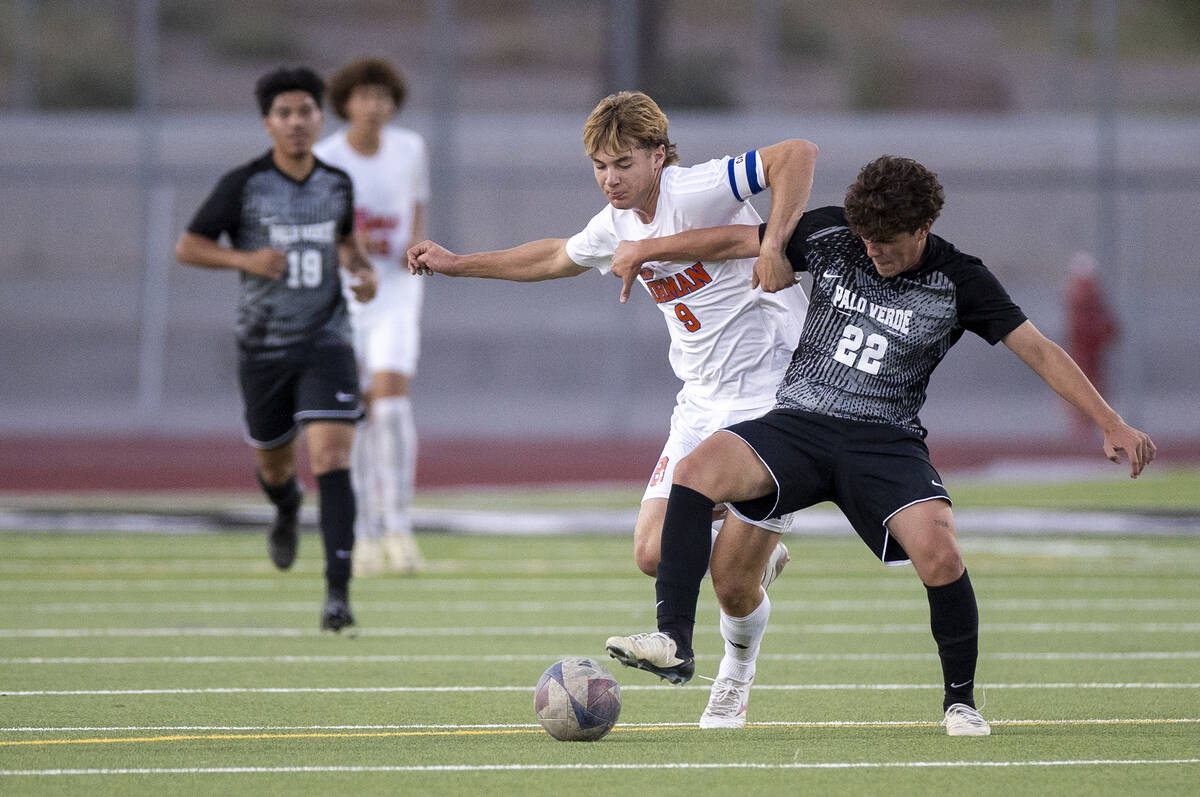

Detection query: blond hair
(582, 91), (678, 165)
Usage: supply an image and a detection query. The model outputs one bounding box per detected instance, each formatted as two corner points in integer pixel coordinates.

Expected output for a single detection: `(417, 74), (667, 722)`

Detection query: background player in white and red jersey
(315, 58), (430, 576)
(408, 91), (819, 727)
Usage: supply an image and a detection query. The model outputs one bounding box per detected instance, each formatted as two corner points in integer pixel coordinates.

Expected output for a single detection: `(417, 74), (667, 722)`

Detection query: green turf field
(2, 474), (1198, 795)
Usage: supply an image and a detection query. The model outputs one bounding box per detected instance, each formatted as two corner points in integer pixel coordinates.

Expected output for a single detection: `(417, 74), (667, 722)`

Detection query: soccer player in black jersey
(606, 155), (1156, 735)
(176, 66), (378, 633)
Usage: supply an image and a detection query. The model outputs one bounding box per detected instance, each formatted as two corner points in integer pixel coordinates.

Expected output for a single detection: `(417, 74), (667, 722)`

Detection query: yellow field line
(3, 718), (1196, 747)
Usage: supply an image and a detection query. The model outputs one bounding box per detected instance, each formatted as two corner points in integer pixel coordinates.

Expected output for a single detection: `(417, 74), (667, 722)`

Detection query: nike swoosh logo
(655, 601), (664, 609)
(950, 680), (973, 689)
(335, 391), (356, 403)
(728, 640), (749, 650)
(822, 271), (839, 279)
(931, 480), (944, 488)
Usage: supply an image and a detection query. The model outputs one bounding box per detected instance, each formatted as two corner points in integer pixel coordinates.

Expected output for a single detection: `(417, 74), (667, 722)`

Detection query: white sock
(372, 396), (417, 538)
(350, 416), (380, 541)
(716, 592), (771, 683)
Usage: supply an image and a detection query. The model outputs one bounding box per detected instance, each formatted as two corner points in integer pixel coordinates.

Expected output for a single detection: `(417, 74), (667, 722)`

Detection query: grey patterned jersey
(773, 206), (1027, 437)
(187, 152), (355, 350)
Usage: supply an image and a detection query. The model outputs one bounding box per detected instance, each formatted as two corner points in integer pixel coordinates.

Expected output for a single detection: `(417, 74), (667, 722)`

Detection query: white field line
(6, 718), (1200, 733)
(4, 556), (1199, 576)
(3, 621), (1200, 638)
(17, 597), (1200, 614)
(0, 574), (1187, 593)
(3, 759), (1199, 776)
(2, 651), (1198, 665)
(4, 683), (1200, 697)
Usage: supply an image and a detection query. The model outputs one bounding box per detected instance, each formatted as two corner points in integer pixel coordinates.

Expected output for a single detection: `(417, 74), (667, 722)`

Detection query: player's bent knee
(712, 577), (760, 617)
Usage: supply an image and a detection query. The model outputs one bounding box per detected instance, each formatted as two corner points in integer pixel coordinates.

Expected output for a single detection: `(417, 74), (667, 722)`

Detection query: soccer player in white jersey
(408, 91), (819, 727)
(315, 58), (430, 575)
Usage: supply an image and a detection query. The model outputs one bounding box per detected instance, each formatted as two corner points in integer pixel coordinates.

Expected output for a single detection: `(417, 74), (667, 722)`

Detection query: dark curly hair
(327, 57), (407, 121)
(843, 156), (945, 241)
(254, 66), (325, 116)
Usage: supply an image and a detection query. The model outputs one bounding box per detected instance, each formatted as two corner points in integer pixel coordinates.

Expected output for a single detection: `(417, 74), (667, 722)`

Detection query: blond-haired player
(408, 91), (818, 727)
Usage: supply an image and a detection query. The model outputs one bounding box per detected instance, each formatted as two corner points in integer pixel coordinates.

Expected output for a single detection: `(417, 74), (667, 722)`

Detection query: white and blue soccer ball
(533, 656), (622, 741)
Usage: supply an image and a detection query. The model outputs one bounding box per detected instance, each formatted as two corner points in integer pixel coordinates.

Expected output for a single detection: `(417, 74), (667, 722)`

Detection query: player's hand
(347, 267), (378, 303)
(751, 247), (797, 293)
(1102, 421), (1157, 478)
(407, 240), (458, 276)
(241, 248), (288, 279)
(612, 240), (653, 304)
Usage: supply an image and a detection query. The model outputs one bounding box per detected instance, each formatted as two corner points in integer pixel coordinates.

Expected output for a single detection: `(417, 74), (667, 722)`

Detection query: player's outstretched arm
(610, 225), (760, 304)
(1003, 320), (1157, 477)
(406, 238), (588, 282)
(755, 138), (818, 293)
(175, 232), (287, 279)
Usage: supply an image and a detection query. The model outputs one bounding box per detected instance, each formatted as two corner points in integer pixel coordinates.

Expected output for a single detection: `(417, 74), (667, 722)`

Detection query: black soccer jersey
(188, 151), (356, 350)
(769, 206), (1027, 437)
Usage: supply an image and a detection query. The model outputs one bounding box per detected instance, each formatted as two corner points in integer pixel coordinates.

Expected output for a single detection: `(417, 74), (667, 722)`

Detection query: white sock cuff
(372, 395), (412, 417)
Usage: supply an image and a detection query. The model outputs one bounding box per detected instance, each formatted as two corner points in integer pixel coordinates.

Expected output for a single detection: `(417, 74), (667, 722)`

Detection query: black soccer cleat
(320, 593), (356, 633)
(604, 631), (695, 685)
(267, 489), (302, 570)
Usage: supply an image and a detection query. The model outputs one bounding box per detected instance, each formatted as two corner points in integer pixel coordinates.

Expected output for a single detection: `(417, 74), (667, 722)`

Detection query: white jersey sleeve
(564, 206), (620, 274)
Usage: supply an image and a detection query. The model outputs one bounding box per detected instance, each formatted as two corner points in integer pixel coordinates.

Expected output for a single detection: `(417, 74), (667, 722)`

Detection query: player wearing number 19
(175, 66), (377, 632)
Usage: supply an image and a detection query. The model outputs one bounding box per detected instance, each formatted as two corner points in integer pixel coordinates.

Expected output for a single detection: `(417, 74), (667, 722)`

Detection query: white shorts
(641, 392), (795, 534)
(349, 267), (424, 381)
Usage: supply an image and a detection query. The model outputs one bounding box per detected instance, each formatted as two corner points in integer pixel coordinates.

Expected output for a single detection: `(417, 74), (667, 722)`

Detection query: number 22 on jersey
(833, 323), (887, 374)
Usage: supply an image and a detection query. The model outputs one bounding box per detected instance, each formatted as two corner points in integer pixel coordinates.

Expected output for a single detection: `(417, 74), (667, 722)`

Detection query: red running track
(0, 434), (1193, 492)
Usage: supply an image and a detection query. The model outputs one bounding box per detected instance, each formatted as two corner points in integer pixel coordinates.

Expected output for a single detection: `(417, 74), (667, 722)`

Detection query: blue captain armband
(727, 150), (766, 201)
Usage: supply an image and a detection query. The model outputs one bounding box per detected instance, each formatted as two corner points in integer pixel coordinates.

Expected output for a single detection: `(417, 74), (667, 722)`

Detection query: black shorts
(237, 342), (363, 449)
(724, 409), (951, 564)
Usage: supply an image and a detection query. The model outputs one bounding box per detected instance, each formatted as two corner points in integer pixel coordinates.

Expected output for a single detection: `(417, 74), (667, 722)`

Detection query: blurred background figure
(1064, 251), (1118, 434)
(316, 58), (429, 575)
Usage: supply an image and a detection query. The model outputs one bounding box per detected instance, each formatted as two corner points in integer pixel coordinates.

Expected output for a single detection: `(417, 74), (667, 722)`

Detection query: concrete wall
(2, 111), (1197, 445)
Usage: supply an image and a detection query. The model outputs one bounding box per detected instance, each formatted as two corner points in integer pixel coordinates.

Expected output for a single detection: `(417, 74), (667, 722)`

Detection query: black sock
(926, 569), (979, 710)
(257, 471), (301, 510)
(655, 484), (715, 657)
(316, 469), (355, 594)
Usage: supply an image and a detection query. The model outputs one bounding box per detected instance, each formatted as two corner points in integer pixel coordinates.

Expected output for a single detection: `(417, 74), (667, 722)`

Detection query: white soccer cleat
(761, 540), (789, 590)
(605, 631), (695, 684)
(352, 538), (386, 577)
(699, 675), (752, 728)
(384, 533), (425, 574)
(942, 703), (991, 736)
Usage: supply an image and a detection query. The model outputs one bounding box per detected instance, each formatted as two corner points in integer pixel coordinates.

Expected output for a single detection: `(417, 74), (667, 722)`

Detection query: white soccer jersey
(315, 126), (430, 276)
(565, 152), (808, 408)
(315, 126), (431, 375)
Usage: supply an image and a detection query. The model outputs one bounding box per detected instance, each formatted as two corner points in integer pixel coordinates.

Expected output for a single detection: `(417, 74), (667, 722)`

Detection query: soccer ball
(533, 656), (622, 741)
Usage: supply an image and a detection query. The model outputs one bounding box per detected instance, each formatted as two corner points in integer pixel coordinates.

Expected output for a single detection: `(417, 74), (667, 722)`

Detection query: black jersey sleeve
(338, 176), (354, 239)
(187, 165), (252, 241)
(945, 255), (1028, 344)
(316, 158), (356, 240)
(759, 206), (847, 273)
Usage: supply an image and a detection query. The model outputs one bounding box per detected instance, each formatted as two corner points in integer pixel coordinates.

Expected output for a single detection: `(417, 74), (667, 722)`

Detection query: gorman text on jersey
(646, 263), (713, 304)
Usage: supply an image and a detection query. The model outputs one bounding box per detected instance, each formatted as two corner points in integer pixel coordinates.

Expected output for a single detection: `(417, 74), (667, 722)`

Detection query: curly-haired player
(606, 155), (1155, 735)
